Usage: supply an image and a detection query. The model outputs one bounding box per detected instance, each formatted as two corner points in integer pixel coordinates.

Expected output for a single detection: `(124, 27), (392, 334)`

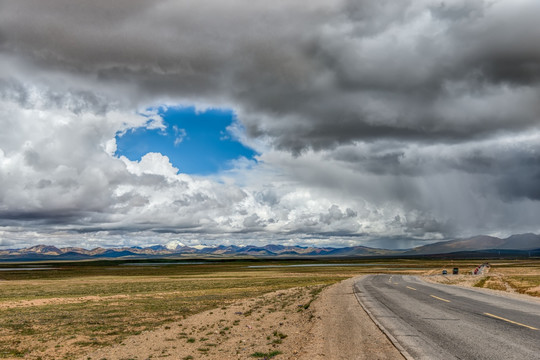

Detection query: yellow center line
(430, 295), (451, 303)
(393, 283), (399, 285)
(484, 313), (538, 330)
(406, 286), (417, 290)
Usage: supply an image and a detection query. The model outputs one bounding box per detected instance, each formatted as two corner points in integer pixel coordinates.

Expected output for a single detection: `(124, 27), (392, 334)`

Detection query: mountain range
(0, 233), (539, 261)
(403, 233), (540, 255)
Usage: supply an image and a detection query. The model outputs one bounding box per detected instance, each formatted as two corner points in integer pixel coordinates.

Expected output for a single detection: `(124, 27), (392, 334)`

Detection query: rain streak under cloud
(1, 0), (540, 249)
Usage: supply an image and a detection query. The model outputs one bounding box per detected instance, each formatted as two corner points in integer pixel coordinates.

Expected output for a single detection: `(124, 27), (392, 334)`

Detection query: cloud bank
(1, 0), (539, 248)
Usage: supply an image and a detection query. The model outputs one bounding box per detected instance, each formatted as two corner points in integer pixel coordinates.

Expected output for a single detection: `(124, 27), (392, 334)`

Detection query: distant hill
(405, 233), (540, 255)
(0, 233), (539, 261)
(498, 233), (540, 250)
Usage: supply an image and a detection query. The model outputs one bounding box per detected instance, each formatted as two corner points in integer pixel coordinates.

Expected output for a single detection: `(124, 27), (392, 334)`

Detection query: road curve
(354, 275), (540, 360)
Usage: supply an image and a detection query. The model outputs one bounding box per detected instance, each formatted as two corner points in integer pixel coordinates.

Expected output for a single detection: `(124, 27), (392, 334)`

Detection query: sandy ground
(0, 294), (133, 309)
(83, 277), (402, 360)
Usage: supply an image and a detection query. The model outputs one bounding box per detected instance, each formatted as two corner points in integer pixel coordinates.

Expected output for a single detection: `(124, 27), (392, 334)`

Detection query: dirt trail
(83, 276), (401, 360)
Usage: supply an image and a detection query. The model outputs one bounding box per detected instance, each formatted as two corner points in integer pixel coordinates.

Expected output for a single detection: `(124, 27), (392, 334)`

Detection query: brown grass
(1, 258), (535, 359)
(429, 260), (540, 297)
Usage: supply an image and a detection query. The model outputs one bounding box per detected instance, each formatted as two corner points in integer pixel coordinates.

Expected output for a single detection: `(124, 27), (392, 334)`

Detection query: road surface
(354, 275), (540, 360)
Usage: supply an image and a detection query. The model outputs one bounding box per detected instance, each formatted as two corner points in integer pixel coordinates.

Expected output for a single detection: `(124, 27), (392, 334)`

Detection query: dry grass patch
(474, 275), (509, 291)
(85, 284), (327, 360)
(428, 260), (540, 297)
(0, 263), (347, 359)
(505, 275), (540, 295)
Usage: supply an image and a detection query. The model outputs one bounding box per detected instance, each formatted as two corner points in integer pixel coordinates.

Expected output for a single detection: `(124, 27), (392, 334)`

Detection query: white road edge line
(353, 278), (415, 360)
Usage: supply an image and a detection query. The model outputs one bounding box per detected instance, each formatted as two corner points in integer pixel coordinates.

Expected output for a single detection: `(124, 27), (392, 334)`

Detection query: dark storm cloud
(329, 137), (540, 180)
(1, 0), (539, 151)
(1, 0), (540, 247)
(0, 78), (113, 115)
(0, 210), (80, 223)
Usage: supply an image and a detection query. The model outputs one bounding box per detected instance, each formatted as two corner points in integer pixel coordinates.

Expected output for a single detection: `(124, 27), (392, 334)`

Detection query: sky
(115, 106), (257, 175)
(1, 0), (540, 250)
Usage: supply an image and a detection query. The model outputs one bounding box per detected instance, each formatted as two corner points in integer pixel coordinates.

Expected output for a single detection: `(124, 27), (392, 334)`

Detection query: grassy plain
(471, 260), (540, 296)
(0, 258), (538, 359)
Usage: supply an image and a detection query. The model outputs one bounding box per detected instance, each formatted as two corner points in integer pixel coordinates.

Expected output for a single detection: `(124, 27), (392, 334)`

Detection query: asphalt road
(354, 275), (540, 360)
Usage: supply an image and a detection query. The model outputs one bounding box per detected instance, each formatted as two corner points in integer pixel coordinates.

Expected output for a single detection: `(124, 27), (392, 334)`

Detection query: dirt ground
(83, 276), (402, 360)
(297, 277), (402, 360)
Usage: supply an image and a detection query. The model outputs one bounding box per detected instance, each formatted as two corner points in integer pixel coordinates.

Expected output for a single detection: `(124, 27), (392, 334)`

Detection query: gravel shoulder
(298, 277), (403, 360)
(83, 276), (401, 360)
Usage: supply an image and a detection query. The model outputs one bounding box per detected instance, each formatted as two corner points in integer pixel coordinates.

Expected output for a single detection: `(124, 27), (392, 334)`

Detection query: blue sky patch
(115, 106), (257, 175)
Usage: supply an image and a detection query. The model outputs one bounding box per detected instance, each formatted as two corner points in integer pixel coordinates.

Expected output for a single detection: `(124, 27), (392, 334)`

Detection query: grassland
(0, 258), (538, 359)
(471, 260), (540, 296)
